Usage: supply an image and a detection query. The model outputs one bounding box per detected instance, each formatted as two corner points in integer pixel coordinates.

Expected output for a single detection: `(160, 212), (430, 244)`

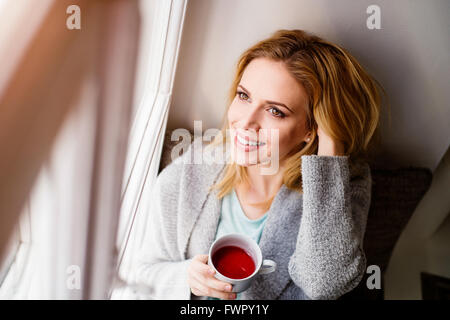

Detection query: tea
(212, 245), (256, 279)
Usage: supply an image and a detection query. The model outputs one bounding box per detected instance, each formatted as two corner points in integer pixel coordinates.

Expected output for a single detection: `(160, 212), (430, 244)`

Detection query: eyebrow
(238, 84), (294, 113)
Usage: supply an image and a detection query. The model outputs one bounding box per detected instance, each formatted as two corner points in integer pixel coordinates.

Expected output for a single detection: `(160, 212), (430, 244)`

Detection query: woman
(133, 29), (382, 300)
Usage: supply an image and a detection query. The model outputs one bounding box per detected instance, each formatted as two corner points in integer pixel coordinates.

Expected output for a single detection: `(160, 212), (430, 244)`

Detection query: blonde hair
(208, 29), (384, 210)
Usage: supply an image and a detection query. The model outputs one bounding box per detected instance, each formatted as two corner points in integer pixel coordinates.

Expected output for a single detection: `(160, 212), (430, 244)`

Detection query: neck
(243, 161), (285, 198)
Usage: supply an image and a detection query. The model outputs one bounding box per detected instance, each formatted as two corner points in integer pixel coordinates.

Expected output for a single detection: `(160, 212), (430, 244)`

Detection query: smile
(235, 134), (266, 150)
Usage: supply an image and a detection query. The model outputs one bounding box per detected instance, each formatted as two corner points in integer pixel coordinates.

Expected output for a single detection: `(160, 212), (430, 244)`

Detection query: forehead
(240, 58), (307, 109)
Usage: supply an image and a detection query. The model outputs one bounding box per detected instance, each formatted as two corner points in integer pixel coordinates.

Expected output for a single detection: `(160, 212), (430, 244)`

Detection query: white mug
(208, 233), (276, 293)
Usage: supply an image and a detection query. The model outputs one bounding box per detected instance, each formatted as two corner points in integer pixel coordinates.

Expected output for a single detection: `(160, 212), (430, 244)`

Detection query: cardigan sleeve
(131, 157), (193, 300)
(288, 155), (371, 300)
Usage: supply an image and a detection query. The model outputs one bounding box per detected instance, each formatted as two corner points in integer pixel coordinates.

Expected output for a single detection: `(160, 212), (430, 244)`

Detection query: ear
(305, 116), (317, 143)
(304, 131), (312, 143)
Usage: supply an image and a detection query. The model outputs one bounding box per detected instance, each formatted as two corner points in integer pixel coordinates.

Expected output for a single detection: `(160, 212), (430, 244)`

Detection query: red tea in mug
(212, 245), (256, 279)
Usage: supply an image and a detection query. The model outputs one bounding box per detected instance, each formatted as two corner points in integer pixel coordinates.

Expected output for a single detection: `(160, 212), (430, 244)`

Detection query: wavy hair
(208, 29), (384, 210)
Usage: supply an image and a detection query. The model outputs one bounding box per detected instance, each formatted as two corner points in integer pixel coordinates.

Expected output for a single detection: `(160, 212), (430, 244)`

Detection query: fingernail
(229, 293), (236, 299)
(225, 285), (232, 291)
(209, 269), (215, 275)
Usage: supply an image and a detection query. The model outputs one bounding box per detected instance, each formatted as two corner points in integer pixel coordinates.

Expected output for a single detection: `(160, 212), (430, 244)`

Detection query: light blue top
(215, 188), (268, 244)
(209, 188), (268, 300)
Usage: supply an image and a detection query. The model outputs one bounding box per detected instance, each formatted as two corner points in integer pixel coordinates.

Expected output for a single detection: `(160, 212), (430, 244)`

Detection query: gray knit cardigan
(132, 141), (371, 300)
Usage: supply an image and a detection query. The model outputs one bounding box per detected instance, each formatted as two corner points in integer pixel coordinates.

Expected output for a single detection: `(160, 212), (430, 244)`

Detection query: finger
(190, 258), (233, 292)
(188, 267), (209, 297)
(190, 277), (233, 300)
(190, 280), (209, 297)
(190, 271), (235, 300)
(207, 288), (236, 300)
(188, 260), (215, 291)
(191, 257), (215, 277)
(193, 280), (235, 300)
(204, 275), (233, 293)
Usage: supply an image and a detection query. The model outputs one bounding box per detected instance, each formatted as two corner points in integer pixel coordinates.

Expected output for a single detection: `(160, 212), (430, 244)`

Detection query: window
(0, 0), (188, 299)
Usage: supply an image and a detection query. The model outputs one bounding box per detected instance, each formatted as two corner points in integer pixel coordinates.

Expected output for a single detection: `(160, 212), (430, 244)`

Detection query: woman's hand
(187, 254), (236, 300)
(316, 126), (345, 156)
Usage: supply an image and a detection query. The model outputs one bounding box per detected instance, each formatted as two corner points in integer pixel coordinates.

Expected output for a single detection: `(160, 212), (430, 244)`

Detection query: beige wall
(385, 146), (450, 299)
(169, 0), (449, 171)
(168, 0), (450, 299)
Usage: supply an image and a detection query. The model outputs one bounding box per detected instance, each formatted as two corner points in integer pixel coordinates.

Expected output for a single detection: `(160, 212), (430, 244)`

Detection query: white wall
(168, 0), (450, 299)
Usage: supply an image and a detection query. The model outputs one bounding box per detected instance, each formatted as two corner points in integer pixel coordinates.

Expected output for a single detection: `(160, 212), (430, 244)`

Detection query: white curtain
(0, 81), (98, 299)
(111, 0), (188, 299)
(0, 0), (140, 299)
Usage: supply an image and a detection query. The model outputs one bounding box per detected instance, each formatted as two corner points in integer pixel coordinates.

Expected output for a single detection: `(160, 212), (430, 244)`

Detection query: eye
(237, 91), (249, 101)
(268, 107), (285, 118)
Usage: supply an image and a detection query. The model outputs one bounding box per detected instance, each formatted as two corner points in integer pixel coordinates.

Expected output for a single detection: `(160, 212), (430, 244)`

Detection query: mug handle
(258, 259), (276, 275)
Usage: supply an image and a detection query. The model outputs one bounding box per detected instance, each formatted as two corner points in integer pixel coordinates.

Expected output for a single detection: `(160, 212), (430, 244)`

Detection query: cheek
(277, 132), (293, 154)
(271, 122), (306, 154)
(227, 101), (239, 124)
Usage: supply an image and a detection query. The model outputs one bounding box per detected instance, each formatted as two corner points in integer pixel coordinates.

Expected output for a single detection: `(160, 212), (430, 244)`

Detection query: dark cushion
(159, 129), (433, 300)
(340, 167), (432, 300)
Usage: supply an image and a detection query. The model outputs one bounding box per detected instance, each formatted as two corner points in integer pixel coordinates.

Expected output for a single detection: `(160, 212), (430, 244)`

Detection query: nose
(239, 102), (261, 132)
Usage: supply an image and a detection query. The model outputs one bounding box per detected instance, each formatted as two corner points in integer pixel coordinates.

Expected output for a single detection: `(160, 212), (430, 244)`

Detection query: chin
(233, 157), (258, 167)
(235, 160), (256, 167)
(233, 152), (272, 167)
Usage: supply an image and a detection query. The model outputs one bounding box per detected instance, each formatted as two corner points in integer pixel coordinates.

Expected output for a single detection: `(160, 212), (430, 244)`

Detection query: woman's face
(227, 57), (310, 168)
